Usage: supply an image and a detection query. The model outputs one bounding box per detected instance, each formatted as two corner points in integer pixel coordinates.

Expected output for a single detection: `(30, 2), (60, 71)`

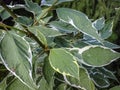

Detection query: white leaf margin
(0, 33), (35, 89)
(67, 45), (120, 67)
(57, 8), (103, 43)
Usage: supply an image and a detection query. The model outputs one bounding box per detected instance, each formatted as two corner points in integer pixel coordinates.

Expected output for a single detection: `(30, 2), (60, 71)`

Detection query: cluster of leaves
(58, 0), (120, 43)
(0, 0), (120, 90)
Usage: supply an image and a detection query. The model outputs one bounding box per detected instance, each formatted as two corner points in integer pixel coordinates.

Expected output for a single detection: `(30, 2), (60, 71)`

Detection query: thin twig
(0, 22), (27, 34)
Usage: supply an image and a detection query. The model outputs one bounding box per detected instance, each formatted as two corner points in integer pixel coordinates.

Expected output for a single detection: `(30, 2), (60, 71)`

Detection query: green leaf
(36, 8), (50, 20)
(6, 79), (33, 90)
(56, 8), (102, 43)
(92, 17), (105, 31)
(56, 83), (67, 90)
(0, 9), (11, 20)
(72, 40), (88, 48)
(16, 16), (33, 26)
(65, 67), (95, 90)
(110, 86), (120, 90)
(91, 72), (110, 88)
(103, 41), (120, 49)
(90, 67), (118, 81)
(41, 0), (73, 6)
(87, 67), (116, 88)
(28, 27), (47, 46)
(25, 0), (41, 16)
(100, 20), (113, 39)
(83, 35), (120, 49)
(43, 57), (55, 84)
(54, 37), (72, 47)
(0, 32), (36, 89)
(50, 21), (78, 33)
(29, 26), (62, 37)
(81, 45), (120, 66)
(86, 40), (120, 49)
(36, 30), (48, 46)
(38, 77), (53, 90)
(49, 48), (79, 79)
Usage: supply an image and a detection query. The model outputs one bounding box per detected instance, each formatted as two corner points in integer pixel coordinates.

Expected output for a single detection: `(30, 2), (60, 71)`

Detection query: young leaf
(36, 30), (48, 46)
(49, 48), (79, 79)
(80, 45), (120, 66)
(92, 17), (105, 31)
(0, 32), (36, 89)
(99, 20), (113, 39)
(56, 8), (103, 43)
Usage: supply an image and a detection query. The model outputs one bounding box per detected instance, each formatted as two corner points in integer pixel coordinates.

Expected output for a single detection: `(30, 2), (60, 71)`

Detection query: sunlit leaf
(49, 48), (79, 79)
(81, 45), (120, 66)
(57, 8), (102, 43)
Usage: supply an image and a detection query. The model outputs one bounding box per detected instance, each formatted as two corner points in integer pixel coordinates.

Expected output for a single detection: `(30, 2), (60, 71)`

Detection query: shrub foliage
(0, 0), (120, 90)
